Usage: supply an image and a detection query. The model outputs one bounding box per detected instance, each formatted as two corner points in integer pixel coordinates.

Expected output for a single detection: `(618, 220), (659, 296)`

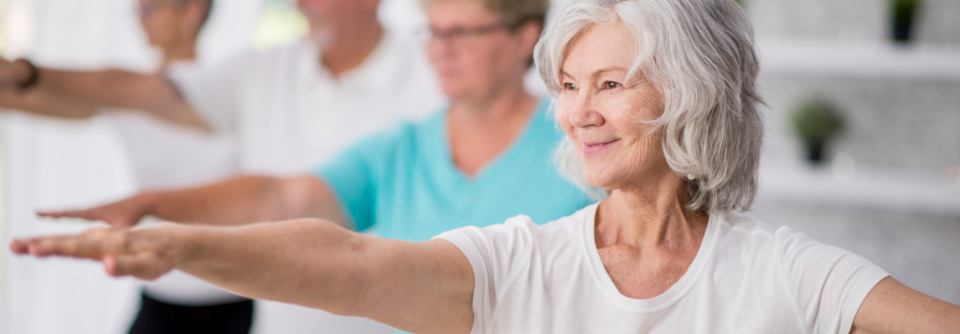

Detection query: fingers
(105, 253), (171, 280)
(11, 227), (176, 280)
(38, 207), (139, 228)
(10, 232), (108, 260)
(38, 209), (101, 221)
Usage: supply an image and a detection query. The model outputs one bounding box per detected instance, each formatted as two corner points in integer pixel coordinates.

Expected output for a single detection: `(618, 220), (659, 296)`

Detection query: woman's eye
(603, 81), (622, 90)
(563, 82), (578, 91)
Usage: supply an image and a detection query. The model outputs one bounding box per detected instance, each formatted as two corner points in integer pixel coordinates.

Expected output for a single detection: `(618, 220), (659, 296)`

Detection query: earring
(686, 174), (696, 181)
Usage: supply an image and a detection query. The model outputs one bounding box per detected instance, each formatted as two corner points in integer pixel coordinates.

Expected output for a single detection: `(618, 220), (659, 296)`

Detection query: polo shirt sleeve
(165, 54), (248, 134)
(314, 124), (410, 232)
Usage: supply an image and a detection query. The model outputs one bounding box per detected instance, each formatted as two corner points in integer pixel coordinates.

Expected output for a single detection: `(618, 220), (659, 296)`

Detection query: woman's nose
(569, 95), (604, 128)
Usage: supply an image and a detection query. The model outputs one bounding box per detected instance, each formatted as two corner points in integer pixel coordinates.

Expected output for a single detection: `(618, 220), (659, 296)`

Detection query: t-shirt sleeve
(435, 216), (537, 334)
(313, 125), (409, 232)
(776, 227), (890, 334)
(165, 55), (247, 134)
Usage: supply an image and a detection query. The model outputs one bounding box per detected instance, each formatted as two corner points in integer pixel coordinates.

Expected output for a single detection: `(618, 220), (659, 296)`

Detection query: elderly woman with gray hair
(12, 0), (959, 333)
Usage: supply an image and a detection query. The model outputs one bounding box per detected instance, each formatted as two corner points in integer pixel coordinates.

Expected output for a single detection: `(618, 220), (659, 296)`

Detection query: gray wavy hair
(534, 0), (763, 214)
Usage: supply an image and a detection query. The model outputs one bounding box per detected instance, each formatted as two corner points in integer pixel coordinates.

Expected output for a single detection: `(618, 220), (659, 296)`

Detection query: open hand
(9, 225), (183, 280)
(38, 194), (154, 228)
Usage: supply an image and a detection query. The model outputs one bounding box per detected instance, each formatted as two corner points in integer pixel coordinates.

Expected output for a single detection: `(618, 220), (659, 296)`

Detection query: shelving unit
(744, 0), (960, 305)
(758, 40), (960, 81)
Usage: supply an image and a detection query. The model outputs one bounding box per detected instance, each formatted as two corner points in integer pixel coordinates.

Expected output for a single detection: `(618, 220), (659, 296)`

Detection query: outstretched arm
(0, 59), (206, 129)
(41, 175), (348, 228)
(851, 277), (960, 334)
(10, 219), (475, 334)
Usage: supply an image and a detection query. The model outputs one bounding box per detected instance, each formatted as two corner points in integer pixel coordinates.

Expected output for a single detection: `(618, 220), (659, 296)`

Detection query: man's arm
(0, 59), (207, 129)
(851, 277), (960, 334)
(10, 219), (475, 334)
(41, 175), (349, 228)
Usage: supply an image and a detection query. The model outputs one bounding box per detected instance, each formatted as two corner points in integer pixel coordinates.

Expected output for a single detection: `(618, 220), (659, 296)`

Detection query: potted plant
(791, 99), (845, 164)
(891, 0), (922, 43)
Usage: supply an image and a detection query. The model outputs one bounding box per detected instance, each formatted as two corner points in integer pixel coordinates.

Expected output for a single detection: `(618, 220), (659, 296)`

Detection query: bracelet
(14, 58), (39, 91)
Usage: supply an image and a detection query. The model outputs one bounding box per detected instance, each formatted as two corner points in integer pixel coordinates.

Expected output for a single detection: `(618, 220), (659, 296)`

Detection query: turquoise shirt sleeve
(314, 124), (410, 232)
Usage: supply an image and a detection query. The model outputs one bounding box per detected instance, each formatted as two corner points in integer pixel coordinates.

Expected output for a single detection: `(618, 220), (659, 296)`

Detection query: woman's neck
(596, 170), (708, 251)
(446, 81), (538, 177)
(162, 39), (198, 64)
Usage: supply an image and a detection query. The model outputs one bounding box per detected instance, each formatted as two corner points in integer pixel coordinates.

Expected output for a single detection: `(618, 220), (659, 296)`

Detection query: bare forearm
(143, 175), (290, 225)
(0, 88), (99, 119)
(11, 218), (475, 333)
(172, 219), (367, 314)
(144, 175), (346, 227)
(4, 67), (206, 129)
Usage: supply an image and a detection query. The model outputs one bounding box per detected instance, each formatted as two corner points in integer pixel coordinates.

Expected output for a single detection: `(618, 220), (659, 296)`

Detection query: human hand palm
(10, 226), (178, 280)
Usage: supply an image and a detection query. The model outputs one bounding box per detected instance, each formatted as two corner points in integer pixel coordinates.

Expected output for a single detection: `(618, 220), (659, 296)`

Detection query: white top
(110, 61), (244, 306)
(438, 203), (890, 334)
(167, 32), (446, 176)
(166, 33), (444, 333)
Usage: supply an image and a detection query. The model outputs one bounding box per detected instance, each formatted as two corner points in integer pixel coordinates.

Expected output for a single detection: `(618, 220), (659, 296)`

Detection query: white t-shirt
(167, 33), (445, 333)
(167, 32), (445, 176)
(438, 203), (890, 334)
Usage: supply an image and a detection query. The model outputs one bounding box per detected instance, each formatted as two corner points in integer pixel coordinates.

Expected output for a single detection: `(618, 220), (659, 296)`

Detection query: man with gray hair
(0, 0), (443, 333)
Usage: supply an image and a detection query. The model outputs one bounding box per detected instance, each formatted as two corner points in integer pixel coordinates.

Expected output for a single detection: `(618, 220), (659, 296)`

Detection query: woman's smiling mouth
(581, 139), (620, 154)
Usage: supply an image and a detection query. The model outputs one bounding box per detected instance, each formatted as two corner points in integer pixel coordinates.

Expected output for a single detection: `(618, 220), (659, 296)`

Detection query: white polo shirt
(166, 32), (445, 334)
(169, 32), (445, 175)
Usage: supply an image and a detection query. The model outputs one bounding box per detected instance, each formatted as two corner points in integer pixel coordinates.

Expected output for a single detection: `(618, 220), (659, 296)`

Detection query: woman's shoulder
(437, 203), (596, 254)
(715, 212), (791, 245)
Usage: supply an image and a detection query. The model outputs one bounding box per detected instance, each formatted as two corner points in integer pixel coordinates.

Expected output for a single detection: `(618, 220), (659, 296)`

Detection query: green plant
(791, 99), (845, 163)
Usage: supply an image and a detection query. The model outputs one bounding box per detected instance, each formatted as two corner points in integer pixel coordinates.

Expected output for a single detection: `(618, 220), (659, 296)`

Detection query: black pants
(128, 292), (254, 334)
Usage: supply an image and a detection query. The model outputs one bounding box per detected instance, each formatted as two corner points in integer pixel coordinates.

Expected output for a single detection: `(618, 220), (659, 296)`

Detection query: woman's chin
(582, 173), (618, 191)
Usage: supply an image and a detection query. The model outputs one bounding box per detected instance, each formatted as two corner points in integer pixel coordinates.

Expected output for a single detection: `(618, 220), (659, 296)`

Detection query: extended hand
(38, 194), (155, 228)
(0, 58), (32, 87)
(9, 225), (183, 280)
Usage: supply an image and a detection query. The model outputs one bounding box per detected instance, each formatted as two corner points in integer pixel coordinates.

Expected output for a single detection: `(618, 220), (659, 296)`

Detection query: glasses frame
(424, 22), (509, 49)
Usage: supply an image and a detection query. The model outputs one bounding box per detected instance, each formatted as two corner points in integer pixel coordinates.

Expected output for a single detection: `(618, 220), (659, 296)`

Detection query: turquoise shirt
(314, 99), (592, 242)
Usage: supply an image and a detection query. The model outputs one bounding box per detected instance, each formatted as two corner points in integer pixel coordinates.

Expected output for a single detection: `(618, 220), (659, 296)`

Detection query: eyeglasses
(421, 22), (508, 49)
(137, 0), (187, 18)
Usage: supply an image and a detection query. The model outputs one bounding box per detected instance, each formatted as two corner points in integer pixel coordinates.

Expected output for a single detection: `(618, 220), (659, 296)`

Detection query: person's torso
(111, 111), (238, 189)
(370, 101), (592, 241)
(482, 204), (809, 333)
(233, 36), (445, 176)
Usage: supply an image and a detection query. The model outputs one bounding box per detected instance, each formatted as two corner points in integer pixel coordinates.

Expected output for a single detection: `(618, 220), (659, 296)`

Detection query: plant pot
(891, 0), (920, 43)
(804, 141), (825, 164)
(892, 15), (915, 42)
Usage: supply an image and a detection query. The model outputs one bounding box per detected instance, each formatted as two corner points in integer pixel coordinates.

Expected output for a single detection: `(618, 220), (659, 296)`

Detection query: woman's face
(557, 23), (668, 191)
(426, 0), (536, 101)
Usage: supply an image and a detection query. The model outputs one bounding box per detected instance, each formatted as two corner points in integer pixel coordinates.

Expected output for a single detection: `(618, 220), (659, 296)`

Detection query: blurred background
(0, 0), (956, 333)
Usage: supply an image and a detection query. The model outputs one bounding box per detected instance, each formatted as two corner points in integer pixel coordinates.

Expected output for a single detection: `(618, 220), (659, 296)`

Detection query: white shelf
(758, 167), (960, 216)
(757, 40), (960, 82)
